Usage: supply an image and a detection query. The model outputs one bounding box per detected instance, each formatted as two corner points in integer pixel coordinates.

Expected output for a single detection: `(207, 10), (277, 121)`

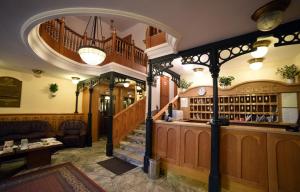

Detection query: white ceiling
(0, 0), (299, 79)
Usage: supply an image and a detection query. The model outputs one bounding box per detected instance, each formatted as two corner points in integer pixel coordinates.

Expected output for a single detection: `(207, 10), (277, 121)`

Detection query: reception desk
(153, 120), (300, 192)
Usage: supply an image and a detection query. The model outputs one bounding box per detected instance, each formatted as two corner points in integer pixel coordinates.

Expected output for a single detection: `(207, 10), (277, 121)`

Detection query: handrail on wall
(153, 95), (179, 120)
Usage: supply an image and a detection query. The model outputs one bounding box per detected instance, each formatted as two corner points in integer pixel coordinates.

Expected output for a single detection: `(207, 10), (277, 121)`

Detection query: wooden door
(160, 76), (169, 109)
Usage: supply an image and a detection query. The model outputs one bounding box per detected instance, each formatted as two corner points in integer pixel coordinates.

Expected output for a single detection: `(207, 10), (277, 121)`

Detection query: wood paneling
(154, 122), (286, 191)
(267, 133), (300, 192)
(197, 130), (211, 169)
(112, 98), (146, 146)
(154, 124), (180, 164)
(221, 132), (239, 178)
(0, 113), (86, 133)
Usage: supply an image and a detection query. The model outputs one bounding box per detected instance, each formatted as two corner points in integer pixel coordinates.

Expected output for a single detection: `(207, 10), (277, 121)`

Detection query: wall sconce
(32, 69), (43, 78)
(71, 77), (80, 84)
(251, 40), (271, 58)
(136, 86), (142, 91)
(248, 58), (264, 70)
(193, 67), (204, 76)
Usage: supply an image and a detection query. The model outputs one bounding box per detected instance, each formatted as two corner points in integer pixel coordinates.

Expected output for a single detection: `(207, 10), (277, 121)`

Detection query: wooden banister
(153, 95), (179, 120)
(113, 97), (146, 146)
(39, 19), (147, 73)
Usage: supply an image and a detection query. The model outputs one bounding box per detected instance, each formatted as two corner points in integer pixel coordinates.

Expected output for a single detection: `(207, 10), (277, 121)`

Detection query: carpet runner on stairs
(113, 124), (145, 167)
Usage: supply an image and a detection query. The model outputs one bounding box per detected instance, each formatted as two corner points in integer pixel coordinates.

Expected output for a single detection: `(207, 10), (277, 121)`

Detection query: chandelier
(78, 16), (106, 65)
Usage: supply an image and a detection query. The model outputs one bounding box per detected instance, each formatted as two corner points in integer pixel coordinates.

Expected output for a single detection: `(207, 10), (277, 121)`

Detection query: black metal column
(143, 61), (153, 173)
(208, 50), (221, 192)
(74, 89), (80, 114)
(87, 86), (93, 147)
(106, 73), (114, 156)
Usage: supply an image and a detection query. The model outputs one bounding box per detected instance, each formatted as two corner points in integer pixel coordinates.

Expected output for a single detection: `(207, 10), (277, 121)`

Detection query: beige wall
(0, 68), (82, 114)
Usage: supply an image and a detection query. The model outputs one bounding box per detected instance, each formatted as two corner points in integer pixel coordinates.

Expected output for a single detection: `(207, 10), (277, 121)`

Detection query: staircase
(113, 123), (146, 167)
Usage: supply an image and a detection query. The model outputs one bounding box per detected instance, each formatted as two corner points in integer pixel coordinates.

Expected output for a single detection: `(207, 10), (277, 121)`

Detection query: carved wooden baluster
(59, 18), (65, 53)
(83, 32), (87, 47)
(112, 30), (117, 57)
(131, 40), (135, 63)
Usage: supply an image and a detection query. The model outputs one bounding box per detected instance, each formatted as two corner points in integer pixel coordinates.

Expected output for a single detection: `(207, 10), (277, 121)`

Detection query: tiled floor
(50, 138), (208, 192)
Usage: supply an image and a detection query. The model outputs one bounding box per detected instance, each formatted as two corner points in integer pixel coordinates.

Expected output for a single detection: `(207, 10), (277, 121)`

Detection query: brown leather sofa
(57, 120), (86, 147)
(0, 120), (54, 145)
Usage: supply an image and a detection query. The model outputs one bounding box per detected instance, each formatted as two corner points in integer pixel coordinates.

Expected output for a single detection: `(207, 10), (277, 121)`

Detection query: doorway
(98, 95), (115, 137)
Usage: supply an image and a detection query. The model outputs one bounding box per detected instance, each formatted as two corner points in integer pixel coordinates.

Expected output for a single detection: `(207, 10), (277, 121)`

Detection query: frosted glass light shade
(78, 46), (106, 65)
(136, 86), (141, 90)
(248, 58), (264, 70)
(71, 77), (80, 84)
(249, 62), (263, 70)
(193, 68), (204, 77)
(251, 46), (268, 58)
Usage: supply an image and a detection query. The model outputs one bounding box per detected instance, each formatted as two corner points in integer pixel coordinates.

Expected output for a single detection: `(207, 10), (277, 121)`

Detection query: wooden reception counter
(153, 120), (300, 192)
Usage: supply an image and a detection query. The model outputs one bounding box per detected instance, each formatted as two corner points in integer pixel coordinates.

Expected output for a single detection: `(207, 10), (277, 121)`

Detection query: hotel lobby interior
(0, 0), (300, 192)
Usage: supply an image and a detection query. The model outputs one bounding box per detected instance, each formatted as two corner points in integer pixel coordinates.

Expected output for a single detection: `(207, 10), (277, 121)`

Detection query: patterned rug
(0, 162), (105, 192)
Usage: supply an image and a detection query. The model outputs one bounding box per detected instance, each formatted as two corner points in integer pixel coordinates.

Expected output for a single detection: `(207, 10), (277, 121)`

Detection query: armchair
(57, 120), (86, 147)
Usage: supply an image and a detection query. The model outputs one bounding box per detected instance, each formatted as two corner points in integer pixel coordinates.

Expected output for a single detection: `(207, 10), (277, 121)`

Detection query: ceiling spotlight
(32, 69), (43, 78)
(193, 67), (204, 76)
(251, 0), (291, 31)
(71, 77), (80, 84)
(251, 40), (271, 58)
(123, 81), (130, 88)
(248, 58), (264, 70)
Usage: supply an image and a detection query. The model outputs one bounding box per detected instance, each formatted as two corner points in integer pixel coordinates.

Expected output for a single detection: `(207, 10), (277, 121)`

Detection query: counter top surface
(154, 120), (300, 136)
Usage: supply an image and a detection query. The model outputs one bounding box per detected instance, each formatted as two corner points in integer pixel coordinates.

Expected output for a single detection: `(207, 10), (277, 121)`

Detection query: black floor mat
(97, 157), (137, 175)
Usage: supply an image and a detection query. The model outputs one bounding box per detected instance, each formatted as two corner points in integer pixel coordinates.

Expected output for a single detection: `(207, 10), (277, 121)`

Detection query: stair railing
(153, 95), (179, 121)
(39, 18), (147, 73)
(113, 97), (146, 146)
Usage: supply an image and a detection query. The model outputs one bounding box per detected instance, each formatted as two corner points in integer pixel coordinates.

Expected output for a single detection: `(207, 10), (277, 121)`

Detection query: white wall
(120, 23), (147, 50)
(0, 68), (82, 114)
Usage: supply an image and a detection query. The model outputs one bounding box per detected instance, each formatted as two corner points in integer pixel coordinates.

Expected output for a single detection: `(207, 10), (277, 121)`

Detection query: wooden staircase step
(126, 135), (145, 144)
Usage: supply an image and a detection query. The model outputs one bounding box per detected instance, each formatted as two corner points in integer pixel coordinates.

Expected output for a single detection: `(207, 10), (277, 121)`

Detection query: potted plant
(219, 76), (235, 88)
(49, 83), (58, 97)
(276, 64), (299, 84)
(179, 79), (192, 92)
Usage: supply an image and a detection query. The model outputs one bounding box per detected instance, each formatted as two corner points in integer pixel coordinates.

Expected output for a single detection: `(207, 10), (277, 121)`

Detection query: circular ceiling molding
(20, 7), (181, 48)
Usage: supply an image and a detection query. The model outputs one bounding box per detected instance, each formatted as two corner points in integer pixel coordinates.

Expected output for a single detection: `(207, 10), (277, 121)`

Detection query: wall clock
(198, 87), (206, 96)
